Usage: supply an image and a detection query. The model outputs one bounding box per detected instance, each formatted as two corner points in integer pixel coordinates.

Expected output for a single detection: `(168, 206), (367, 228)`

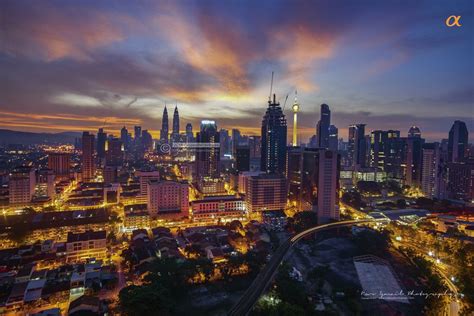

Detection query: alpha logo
(445, 15), (462, 27)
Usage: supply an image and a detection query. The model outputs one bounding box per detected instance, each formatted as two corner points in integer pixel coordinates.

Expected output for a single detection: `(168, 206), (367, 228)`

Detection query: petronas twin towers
(160, 105), (180, 143)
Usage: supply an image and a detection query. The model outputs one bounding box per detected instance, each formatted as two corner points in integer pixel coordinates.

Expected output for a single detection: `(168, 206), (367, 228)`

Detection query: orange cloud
(2, 3), (136, 61)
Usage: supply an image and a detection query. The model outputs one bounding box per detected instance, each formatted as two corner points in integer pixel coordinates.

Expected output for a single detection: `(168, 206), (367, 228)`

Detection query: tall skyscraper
(288, 147), (339, 223)
(421, 143), (441, 198)
(447, 159), (474, 200)
(105, 137), (123, 167)
(186, 123), (194, 142)
(348, 124), (366, 168)
(82, 131), (95, 182)
(219, 129), (231, 158)
(328, 125), (338, 151)
(235, 146), (250, 173)
(261, 94), (287, 174)
(196, 120), (220, 179)
(448, 120), (469, 163)
(120, 126), (129, 150)
(404, 128), (425, 187)
(171, 105), (180, 142)
(370, 130), (404, 180)
(160, 105), (169, 143)
(408, 126), (421, 138)
(96, 128), (107, 162)
(316, 104), (331, 148)
(134, 126), (142, 141)
(141, 130), (153, 152)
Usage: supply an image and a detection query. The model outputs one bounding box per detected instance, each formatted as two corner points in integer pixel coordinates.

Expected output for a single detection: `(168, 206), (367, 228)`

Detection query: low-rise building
(66, 231), (107, 263)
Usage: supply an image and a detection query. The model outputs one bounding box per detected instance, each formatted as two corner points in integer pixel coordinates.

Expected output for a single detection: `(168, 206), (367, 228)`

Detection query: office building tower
(171, 105), (180, 142)
(96, 128), (107, 163)
(160, 106), (169, 143)
(370, 130), (404, 180)
(134, 126), (142, 141)
(186, 123), (194, 142)
(231, 129), (241, 156)
(316, 104), (331, 148)
(9, 166), (36, 204)
(103, 166), (118, 184)
(196, 120), (220, 179)
(137, 170), (161, 197)
(235, 146), (250, 173)
(404, 132), (424, 187)
(248, 136), (262, 172)
(120, 126), (129, 150)
(261, 94), (287, 174)
(348, 124), (366, 168)
(421, 143), (441, 199)
(447, 159), (474, 200)
(105, 137), (123, 167)
(219, 129), (231, 158)
(147, 180), (189, 218)
(448, 120), (469, 162)
(288, 147), (339, 223)
(48, 152), (70, 180)
(408, 126), (421, 138)
(245, 173), (287, 212)
(81, 132), (95, 182)
(35, 169), (55, 198)
(328, 125), (338, 151)
(141, 130), (153, 152)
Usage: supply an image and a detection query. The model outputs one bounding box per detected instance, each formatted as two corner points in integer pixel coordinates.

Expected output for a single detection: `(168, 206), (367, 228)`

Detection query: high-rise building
(235, 146), (250, 173)
(328, 125), (338, 151)
(171, 105), (180, 142)
(288, 147), (339, 223)
(370, 130), (404, 180)
(81, 132), (95, 182)
(96, 128), (107, 162)
(219, 129), (231, 158)
(103, 166), (118, 184)
(134, 126), (142, 141)
(245, 173), (287, 213)
(35, 169), (55, 198)
(316, 104), (331, 148)
(48, 152), (70, 180)
(447, 159), (474, 201)
(147, 180), (189, 218)
(9, 166), (36, 205)
(120, 126), (129, 150)
(261, 94), (287, 174)
(421, 143), (441, 199)
(105, 137), (123, 167)
(231, 129), (241, 157)
(348, 124), (366, 168)
(186, 123), (194, 142)
(137, 170), (161, 197)
(160, 106), (169, 143)
(404, 133), (424, 187)
(196, 120), (220, 180)
(408, 126), (421, 138)
(248, 136), (261, 172)
(141, 130), (153, 152)
(448, 120), (469, 163)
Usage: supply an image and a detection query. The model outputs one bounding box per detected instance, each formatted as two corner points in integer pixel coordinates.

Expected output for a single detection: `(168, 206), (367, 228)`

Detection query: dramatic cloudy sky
(1, 0), (472, 141)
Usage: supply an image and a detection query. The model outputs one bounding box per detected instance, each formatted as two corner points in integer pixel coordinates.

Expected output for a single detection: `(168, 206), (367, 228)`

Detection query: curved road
(228, 219), (385, 316)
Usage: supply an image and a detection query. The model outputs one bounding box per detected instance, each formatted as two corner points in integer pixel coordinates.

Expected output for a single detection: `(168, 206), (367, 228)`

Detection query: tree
(293, 211), (318, 233)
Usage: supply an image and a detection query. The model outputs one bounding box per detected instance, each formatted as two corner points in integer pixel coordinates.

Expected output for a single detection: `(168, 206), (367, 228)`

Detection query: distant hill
(0, 129), (82, 145)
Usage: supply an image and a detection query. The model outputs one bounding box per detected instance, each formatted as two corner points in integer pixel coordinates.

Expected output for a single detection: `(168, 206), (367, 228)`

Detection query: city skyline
(1, 0), (472, 141)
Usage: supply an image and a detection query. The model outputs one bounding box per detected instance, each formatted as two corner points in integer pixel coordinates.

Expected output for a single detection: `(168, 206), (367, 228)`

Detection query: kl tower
(292, 91), (300, 146)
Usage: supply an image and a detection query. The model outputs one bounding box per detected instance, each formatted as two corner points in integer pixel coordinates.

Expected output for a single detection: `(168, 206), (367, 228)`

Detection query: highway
(228, 219), (382, 316)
